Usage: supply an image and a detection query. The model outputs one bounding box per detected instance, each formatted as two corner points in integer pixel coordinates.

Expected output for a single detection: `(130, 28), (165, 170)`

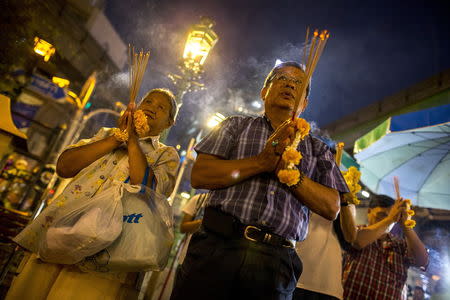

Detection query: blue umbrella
(354, 104), (450, 210)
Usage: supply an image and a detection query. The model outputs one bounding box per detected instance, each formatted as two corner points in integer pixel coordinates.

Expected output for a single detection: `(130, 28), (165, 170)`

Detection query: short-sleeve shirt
(14, 127), (180, 254)
(195, 115), (349, 241)
(342, 232), (414, 300)
(64, 127), (179, 197)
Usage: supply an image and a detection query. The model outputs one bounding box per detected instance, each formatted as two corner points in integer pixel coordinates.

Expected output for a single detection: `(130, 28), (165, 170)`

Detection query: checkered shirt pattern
(195, 115), (349, 241)
(342, 232), (414, 300)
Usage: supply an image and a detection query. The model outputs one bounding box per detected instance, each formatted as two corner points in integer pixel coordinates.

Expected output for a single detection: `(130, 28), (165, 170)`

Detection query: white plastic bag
(80, 184), (174, 272)
(37, 181), (124, 264)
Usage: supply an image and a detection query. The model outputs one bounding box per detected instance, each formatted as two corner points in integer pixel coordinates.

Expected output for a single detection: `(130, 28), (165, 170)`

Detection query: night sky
(104, 0), (450, 146)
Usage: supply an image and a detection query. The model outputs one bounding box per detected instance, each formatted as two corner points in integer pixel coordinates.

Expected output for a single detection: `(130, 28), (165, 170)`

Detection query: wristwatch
(340, 201), (349, 207)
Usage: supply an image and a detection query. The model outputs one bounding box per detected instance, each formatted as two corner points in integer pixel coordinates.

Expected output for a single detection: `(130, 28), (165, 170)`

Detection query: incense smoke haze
(102, 0), (449, 147)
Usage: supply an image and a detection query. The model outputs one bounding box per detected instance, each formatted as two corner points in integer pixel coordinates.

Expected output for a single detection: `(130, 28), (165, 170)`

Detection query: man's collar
(139, 135), (160, 148)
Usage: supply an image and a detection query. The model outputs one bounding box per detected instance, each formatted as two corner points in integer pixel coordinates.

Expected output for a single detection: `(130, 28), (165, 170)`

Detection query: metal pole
(70, 109), (120, 145)
(169, 138), (195, 205)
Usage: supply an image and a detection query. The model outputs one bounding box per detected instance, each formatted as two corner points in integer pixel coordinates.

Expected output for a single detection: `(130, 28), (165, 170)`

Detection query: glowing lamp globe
(182, 17), (218, 73)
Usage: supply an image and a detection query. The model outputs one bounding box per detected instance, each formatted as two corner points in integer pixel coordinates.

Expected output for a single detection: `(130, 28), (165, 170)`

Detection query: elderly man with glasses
(170, 62), (349, 300)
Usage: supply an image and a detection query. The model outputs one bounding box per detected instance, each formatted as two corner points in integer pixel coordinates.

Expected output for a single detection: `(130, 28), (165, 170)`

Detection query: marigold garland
(133, 110), (150, 137)
(277, 118), (310, 186)
(393, 178), (416, 229)
(341, 166), (362, 205)
(112, 128), (128, 142)
(295, 118), (311, 140)
(404, 219), (416, 229)
(282, 146), (302, 165)
(278, 169), (300, 186)
(404, 198), (416, 229)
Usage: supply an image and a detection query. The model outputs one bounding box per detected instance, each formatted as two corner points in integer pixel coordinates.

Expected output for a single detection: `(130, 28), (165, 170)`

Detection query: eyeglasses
(269, 74), (303, 86)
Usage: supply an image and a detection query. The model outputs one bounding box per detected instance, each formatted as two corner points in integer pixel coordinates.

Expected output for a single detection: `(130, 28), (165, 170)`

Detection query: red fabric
(342, 233), (413, 300)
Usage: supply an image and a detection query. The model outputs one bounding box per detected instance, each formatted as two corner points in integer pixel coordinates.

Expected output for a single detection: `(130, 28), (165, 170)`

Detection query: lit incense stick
(292, 28), (330, 120)
(393, 176), (400, 200)
(128, 45), (150, 106)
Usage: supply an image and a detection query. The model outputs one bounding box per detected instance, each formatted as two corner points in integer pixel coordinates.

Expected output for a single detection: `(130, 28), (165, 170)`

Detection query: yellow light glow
(182, 18), (218, 72)
(79, 73), (96, 109)
(34, 37), (55, 62)
(180, 192), (191, 199)
(207, 112), (226, 128)
(52, 77), (70, 88)
(67, 90), (81, 108)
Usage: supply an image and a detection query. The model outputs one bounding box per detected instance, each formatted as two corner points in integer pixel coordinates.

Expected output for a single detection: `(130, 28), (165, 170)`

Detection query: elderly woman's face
(138, 92), (172, 135)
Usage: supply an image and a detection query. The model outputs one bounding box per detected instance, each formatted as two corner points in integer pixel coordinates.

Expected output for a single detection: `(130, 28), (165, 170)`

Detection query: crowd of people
(5, 61), (429, 299)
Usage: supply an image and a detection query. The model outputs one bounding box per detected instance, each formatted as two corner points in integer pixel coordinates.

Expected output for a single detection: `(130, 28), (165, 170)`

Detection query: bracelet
(340, 202), (349, 207)
(289, 170), (305, 190)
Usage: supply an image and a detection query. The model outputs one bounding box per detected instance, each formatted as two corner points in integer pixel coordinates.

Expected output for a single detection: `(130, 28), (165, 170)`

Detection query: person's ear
(299, 97), (309, 113)
(260, 86), (268, 101)
(166, 118), (174, 128)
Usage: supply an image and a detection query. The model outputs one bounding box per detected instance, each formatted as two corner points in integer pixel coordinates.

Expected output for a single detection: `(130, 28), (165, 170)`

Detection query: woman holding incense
(6, 88), (180, 300)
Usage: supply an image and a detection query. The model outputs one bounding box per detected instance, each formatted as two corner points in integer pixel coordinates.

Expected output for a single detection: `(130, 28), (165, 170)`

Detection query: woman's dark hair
(369, 194), (395, 208)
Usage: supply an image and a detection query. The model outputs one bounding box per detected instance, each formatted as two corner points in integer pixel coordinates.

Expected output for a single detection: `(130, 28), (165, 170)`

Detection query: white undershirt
(296, 212), (344, 299)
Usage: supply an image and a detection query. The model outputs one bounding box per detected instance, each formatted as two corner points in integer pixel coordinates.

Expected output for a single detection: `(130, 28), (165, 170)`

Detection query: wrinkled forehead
(270, 66), (306, 81)
(140, 92), (171, 108)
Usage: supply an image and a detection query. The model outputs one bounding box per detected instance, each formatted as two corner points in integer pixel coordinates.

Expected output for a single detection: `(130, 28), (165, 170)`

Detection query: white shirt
(296, 212), (344, 299)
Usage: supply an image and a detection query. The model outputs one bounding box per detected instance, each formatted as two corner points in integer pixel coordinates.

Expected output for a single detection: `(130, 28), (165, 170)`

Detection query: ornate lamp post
(168, 16), (219, 108)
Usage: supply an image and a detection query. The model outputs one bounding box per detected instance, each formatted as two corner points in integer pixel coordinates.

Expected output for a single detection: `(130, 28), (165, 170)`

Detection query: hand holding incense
(115, 45), (151, 140)
(393, 176), (416, 229)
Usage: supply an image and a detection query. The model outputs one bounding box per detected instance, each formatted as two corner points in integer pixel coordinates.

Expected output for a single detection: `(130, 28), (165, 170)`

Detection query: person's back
(296, 212), (343, 299)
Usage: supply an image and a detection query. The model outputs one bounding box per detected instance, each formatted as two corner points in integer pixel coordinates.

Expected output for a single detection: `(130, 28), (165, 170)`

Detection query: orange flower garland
(112, 110), (150, 142)
(393, 177), (416, 229)
(404, 198), (416, 229)
(133, 110), (150, 137)
(277, 118), (310, 186)
(341, 166), (362, 205)
(112, 127), (128, 142)
(282, 147), (302, 165)
(278, 169), (301, 186)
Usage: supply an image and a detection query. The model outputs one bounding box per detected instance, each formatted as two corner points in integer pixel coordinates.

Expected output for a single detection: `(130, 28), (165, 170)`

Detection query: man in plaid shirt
(342, 195), (428, 300)
(171, 61), (349, 300)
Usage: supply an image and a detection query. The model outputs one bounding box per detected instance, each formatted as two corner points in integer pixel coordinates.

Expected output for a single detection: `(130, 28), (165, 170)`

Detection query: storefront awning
(0, 94), (28, 139)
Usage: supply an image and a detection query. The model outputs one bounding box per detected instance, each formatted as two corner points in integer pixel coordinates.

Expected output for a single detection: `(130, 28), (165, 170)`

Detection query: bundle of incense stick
(335, 142), (345, 166)
(128, 45), (150, 106)
(292, 28), (330, 119)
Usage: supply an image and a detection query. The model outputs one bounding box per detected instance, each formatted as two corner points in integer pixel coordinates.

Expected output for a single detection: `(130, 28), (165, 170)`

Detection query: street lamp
(182, 17), (219, 74)
(169, 17), (219, 108)
(33, 37), (55, 62)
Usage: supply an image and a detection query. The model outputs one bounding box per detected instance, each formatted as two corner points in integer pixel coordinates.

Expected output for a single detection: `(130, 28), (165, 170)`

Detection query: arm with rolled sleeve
(57, 128), (120, 178)
(289, 143), (349, 221)
(192, 117), (268, 189)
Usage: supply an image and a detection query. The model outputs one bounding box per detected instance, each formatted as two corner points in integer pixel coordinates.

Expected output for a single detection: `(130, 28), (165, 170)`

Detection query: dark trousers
(293, 288), (340, 300)
(170, 227), (302, 300)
